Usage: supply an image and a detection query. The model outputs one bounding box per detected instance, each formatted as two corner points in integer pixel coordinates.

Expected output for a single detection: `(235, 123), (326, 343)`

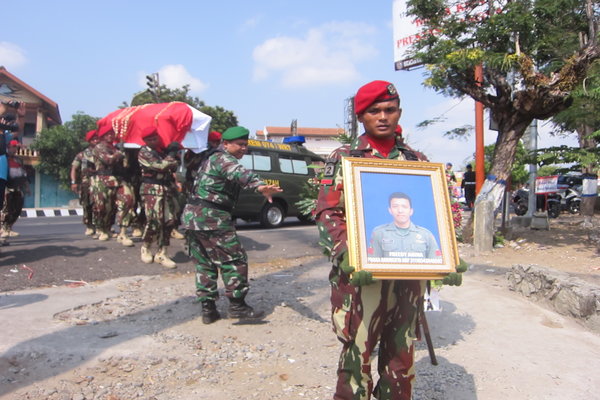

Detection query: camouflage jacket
(138, 145), (178, 196)
(71, 147), (96, 185)
(180, 148), (264, 231)
(91, 141), (124, 188)
(315, 134), (426, 261)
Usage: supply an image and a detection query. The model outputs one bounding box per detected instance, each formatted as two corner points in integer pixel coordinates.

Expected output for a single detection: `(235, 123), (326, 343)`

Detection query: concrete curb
(19, 208), (83, 218)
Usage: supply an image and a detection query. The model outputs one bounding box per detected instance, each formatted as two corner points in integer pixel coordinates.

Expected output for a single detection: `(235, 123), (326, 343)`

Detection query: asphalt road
(0, 216), (321, 292)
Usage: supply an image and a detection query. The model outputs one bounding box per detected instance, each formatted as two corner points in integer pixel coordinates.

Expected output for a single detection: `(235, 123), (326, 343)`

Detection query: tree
(406, 0), (599, 239)
(468, 141), (529, 188)
(30, 112), (98, 188)
(126, 85), (238, 133)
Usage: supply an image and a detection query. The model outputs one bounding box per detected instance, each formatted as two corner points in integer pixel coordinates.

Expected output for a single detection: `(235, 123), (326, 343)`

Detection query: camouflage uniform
(71, 147), (96, 231)
(369, 222), (440, 259)
(180, 147), (265, 302)
(316, 134), (427, 400)
(138, 145), (179, 248)
(91, 140), (124, 235)
(1, 153), (28, 232)
(114, 149), (138, 229)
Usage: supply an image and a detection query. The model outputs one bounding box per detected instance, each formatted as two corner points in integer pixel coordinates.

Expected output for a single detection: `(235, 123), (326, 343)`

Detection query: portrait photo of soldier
(368, 191), (442, 261)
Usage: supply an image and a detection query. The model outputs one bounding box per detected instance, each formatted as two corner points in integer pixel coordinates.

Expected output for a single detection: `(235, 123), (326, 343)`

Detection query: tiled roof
(256, 126), (343, 138)
(0, 66), (62, 125)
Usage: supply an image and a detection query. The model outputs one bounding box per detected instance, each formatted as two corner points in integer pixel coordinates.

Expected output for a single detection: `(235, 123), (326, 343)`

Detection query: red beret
(208, 131), (222, 142)
(395, 125), (403, 135)
(8, 139), (20, 147)
(141, 126), (159, 139)
(85, 130), (97, 142)
(97, 124), (114, 137)
(354, 80), (399, 115)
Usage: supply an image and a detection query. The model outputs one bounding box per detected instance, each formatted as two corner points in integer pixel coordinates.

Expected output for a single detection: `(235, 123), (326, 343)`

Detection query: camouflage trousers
(1, 188), (24, 230)
(116, 181), (136, 228)
(78, 182), (94, 228)
(186, 229), (249, 302)
(330, 267), (424, 400)
(91, 178), (118, 232)
(141, 192), (178, 247)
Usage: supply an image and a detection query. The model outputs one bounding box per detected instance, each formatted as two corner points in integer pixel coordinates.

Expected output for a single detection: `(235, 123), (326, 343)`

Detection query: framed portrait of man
(342, 157), (459, 279)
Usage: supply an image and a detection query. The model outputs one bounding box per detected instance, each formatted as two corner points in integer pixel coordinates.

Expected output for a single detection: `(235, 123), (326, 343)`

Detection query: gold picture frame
(342, 157), (459, 279)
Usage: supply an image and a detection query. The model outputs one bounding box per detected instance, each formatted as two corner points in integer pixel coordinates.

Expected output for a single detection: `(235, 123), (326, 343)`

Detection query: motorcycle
(512, 188), (530, 216)
(512, 186), (582, 218)
(546, 186), (582, 218)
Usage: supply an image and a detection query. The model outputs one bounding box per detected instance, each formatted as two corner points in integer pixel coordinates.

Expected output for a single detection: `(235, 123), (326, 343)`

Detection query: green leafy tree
(537, 62), (600, 169)
(466, 142), (529, 189)
(125, 84), (238, 132)
(406, 0), (599, 239)
(30, 112), (98, 188)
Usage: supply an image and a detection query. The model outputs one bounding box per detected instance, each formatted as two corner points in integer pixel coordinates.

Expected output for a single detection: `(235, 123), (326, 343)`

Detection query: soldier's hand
(441, 258), (469, 286)
(350, 270), (376, 286)
(338, 252), (355, 275)
(441, 272), (462, 286)
(166, 141), (181, 158)
(257, 184), (283, 203)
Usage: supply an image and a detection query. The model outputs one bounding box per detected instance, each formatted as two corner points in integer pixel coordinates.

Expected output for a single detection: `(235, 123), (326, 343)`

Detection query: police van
(234, 137), (324, 228)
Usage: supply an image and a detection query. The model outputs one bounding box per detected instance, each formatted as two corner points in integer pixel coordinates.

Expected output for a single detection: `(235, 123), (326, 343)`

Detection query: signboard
(535, 176), (559, 195)
(392, 0), (505, 71)
(392, 0), (424, 71)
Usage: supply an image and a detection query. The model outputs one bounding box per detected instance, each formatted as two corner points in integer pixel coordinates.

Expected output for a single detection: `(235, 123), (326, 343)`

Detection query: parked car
(233, 137), (324, 228)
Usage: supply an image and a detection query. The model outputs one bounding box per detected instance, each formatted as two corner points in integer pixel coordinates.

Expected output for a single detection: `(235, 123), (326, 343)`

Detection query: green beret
(222, 126), (250, 141)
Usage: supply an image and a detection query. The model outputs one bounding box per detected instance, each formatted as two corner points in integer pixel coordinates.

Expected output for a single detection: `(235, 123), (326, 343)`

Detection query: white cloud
(140, 64), (207, 93)
(252, 21), (378, 88)
(241, 15), (262, 32)
(0, 42), (27, 69)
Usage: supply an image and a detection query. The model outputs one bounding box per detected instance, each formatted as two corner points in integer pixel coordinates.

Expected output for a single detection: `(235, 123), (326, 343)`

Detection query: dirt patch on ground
(462, 214), (600, 284)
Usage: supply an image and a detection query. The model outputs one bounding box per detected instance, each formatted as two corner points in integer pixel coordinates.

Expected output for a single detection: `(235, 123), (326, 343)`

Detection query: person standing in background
(1, 140), (30, 238)
(462, 164), (476, 210)
(71, 130), (99, 236)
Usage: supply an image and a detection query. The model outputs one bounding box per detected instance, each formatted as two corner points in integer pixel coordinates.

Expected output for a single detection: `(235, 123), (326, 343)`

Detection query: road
(1, 216), (321, 292)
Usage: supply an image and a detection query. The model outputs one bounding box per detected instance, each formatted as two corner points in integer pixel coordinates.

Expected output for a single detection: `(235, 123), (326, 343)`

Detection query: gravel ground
(3, 249), (600, 399)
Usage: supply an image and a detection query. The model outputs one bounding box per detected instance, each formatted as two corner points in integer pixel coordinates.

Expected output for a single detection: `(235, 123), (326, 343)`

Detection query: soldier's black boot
(228, 298), (264, 319)
(201, 300), (221, 324)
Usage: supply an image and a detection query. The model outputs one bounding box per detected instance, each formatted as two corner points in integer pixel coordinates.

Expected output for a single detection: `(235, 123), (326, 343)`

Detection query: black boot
(228, 298), (264, 319)
(201, 300), (221, 324)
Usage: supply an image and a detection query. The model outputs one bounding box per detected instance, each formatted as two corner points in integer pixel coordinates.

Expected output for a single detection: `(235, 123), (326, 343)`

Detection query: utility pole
(344, 97), (357, 139)
(524, 119), (538, 218)
(290, 119), (297, 136)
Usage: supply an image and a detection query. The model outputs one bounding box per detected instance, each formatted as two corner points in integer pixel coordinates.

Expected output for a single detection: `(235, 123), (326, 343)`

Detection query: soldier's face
(388, 197), (413, 228)
(143, 134), (161, 149)
(358, 99), (402, 139)
(223, 139), (249, 159)
(103, 131), (115, 144)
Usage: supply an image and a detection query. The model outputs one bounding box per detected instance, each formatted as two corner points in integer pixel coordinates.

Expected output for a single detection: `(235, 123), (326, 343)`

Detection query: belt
(188, 198), (232, 213)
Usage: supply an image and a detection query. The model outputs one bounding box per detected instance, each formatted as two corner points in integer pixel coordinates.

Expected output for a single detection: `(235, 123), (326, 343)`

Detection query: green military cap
(222, 126), (250, 141)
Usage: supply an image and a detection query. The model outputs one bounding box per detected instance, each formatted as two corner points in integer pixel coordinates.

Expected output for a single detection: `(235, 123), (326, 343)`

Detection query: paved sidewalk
(1, 262), (600, 399)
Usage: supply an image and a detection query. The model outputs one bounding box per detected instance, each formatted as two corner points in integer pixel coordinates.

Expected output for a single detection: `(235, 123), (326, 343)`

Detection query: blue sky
(0, 1), (575, 169)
